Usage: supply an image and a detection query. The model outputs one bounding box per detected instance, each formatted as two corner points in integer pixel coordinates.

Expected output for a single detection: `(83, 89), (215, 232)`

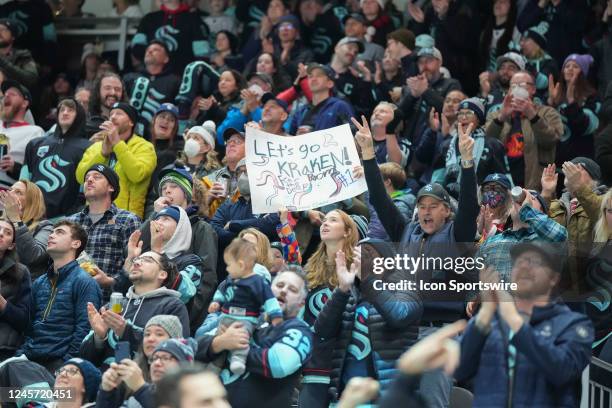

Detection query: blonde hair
(305, 210), (358, 289)
(18, 180), (46, 231)
(238, 228), (273, 270)
(593, 189), (612, 243)
(224, 237), (257, 267)
(191, 177), (210, 218)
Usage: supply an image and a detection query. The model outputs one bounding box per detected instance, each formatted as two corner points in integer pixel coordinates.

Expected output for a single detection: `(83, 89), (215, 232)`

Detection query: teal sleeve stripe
(43, 24), (57, 42)
(584, 109), (599, 135)
(19, 165), (31, 180)
(267, 343), (303, 378)
(263, 297), (282, 316)
(193, 41), (208, 57)
(132, 33), (148, 46)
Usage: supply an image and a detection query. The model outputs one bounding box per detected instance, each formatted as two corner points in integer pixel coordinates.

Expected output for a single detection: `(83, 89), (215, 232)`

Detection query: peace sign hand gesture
(351, 115), (375, 160)
(458, 122), (475, 161)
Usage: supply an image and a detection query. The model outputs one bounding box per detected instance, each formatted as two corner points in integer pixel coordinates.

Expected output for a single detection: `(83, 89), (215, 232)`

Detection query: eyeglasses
(132, 255), (162, 268)
(226, 137), (244, 146)
(457, 110), (476, 119)
(515, 256), (546, 268)
(279, 23), (295, 31)
(510, 82), (534, 89)
(148, 355), (177, 364)
(55, 367), (80, 377)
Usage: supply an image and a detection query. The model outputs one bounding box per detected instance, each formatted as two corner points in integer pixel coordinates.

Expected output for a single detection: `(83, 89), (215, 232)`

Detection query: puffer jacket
(76, 134), (157, 219)
(79, 286), (189, 367)
(18, 260), (102, 361)
(0, 253), (31, 357)
(456, 301), (594, 408)
(313, 266), (422, 402)
(485, 104), (563, 190)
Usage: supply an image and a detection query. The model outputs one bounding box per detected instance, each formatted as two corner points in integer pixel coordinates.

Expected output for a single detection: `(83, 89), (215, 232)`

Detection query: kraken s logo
(154, 26), (180, 52)
(36, 155), (70, 192)
(307, 288), (332, 318)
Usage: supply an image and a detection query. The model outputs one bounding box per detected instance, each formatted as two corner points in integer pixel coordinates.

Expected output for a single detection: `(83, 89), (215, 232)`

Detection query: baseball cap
(416, 183), (451, 206)
(307, 63), (335, 80)
(496, 52), (526, 71)
(482, 173), (512, 190)
(1, 79), (31, 102)
(342, 13), (366, 25)
(261, 93), (289, 113)
(510, 241), (563, 272)
(337, 36), (365, 53)
(247, 72), (274, 87)
(278, 14), (300, 30)
(155, 102), (179, 119)
(222, 127), (245, 142)
(417, 47), (442, 61)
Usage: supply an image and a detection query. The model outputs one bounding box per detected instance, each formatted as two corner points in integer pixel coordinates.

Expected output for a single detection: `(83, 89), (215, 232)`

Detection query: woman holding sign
(299, 209), (359, 408)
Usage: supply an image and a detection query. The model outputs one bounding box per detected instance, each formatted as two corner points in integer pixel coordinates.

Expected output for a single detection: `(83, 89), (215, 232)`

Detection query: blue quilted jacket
(18, 260), (102, 361)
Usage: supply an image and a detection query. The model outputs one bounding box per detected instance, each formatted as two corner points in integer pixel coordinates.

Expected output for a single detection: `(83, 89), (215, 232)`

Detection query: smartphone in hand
(115, 341), (131, 363)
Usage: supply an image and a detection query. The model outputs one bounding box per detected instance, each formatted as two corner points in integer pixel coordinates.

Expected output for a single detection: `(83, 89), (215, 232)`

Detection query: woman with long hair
(0, 180), (53, 279)
(239, 227), (274, 272)
(0, 218), (32, 361)
(244, 52), (292, 95)
(194, 69), (246, 150)
(299, 209), (358, 408)
(181, 121), (222, 179)
(548, 54), (600, 164)
(478, 0), (520, 72)
(519, 22), (558, 101)
(587, 189), (612, 358)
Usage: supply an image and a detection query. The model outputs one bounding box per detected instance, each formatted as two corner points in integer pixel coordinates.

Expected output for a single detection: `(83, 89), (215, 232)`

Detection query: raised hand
(407, 74), (428, 98)
(374, 61), (382, 85)
(547, 74), (561, 107)
(337, 377), (380, 408)
(279, 206), (289, 224)
(512, 96), (536, 120)
(429, 107), (440, 131)
(126, 230), (143, 262)
(478, 266), (499, 322)
(0, 190), (22, 221)
(479, 71), (491, 96)
(351, 115), (375, 160)
(336, 249), (357, 293)
(562, 161), (583, 194)
(540, 163), (558, 197)
(87, 303), (109, 339)
(114, 359), (145, 392)
(458, 122), (475, 161)
(499, 91), (513, 122)
(397, 319), (467, 375)
(198, 96), (217, 111)
(407, 2), (425, 23)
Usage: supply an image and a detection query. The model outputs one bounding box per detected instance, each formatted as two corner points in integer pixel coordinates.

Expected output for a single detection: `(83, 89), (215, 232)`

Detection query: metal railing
(589, 356), (612, 408)
(54, 17), (141, 70)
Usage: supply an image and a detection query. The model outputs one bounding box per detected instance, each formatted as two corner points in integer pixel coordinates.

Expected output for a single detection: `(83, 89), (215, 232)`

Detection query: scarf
(445, 126), (486, 179)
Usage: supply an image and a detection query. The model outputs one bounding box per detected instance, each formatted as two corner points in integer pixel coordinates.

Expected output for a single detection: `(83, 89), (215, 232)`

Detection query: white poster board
(246, 124), (367, 214)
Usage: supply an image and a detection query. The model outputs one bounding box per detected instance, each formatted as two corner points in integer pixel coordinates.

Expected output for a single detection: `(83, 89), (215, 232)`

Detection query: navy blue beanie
(61, 358), (101, 403)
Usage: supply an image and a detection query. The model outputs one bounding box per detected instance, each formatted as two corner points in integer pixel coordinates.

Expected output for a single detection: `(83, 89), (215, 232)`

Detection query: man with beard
(77, 102), (157, 219)
(456, 242), (593, 408)
(0, 18), (38, 90)
(68, 164), (140, 298)
(398, 47), (461, 151)
(124, 40), (180, 138)
(0, 79), (44, 188)
(20, 98), (91, 219)
(86, 72), (126, 139)
(329, 36), (377, 118)
(196, 269), (312, 408)
(479, 51), (525, 113)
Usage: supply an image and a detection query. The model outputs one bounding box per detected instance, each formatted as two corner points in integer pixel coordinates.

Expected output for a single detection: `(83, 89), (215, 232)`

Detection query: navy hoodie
(21, 98), (90, 218)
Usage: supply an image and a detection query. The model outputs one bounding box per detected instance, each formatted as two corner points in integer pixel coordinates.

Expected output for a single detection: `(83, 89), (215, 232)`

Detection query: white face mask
(183, 138), (201, 158)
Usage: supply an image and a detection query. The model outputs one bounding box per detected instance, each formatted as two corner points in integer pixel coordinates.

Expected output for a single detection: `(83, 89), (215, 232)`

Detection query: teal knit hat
(159, 167), (193, 203)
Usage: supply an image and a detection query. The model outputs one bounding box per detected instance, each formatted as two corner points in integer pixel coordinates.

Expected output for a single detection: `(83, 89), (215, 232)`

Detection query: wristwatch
(461, 159), (474, 168)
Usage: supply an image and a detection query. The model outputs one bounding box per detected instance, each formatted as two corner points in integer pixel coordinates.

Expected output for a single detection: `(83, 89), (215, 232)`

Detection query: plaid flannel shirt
(68, 204), (140, 283)
(477, 205), (568, 280)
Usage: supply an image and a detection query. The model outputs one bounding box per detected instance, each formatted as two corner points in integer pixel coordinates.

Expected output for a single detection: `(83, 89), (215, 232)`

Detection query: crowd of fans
(0, 0), (610, 407)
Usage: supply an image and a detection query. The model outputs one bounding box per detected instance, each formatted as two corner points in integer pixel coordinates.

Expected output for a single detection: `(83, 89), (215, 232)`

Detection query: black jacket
(22, 98), (90, 218)
(313, 250), (422, 403)
(0, 253), (31, 357)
